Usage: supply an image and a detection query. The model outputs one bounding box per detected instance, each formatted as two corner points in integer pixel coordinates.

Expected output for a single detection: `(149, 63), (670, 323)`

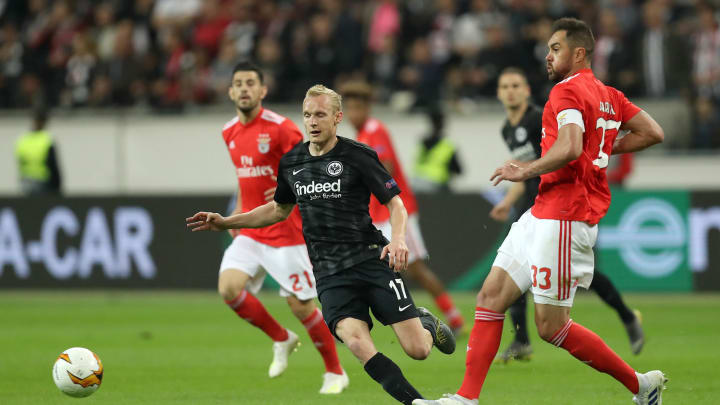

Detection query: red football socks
(302, 309), (343, 375)
(456, 307), (505, 399)
(553, 320), (639, 394)
(435, 293), (465, 330)
(225, 290), (289, 342)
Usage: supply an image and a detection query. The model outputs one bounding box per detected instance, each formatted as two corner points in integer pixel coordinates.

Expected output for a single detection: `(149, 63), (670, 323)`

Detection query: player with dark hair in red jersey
(216, 62), (347, 394)
(340, 81), (465, 335)
(415, 18), (666, 405)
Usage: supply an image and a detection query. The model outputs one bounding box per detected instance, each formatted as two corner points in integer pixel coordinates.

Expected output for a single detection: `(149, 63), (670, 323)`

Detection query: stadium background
(1, 0), (719, 404)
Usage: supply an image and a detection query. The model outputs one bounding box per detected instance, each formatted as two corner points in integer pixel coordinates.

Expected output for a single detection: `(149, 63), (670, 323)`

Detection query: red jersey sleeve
(613, 88), (642, 122)
(550, 83), (585, 117)
(369, 126), (394, 162)
(279, 119), (304, 153)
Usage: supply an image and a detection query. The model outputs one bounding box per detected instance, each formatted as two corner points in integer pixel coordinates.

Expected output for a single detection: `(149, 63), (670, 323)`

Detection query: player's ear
(575, 47), (586, 63)
(227, 85), (234, 102)
(260, 85), (268, 100)
(335, 110), (343, 125)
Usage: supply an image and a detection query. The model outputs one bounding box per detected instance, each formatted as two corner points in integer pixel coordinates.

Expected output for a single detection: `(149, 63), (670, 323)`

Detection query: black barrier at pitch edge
(0, 196), (227, 288)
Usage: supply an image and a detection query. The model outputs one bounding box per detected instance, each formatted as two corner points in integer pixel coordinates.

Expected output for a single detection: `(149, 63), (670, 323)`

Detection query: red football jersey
(356, 118), (418, 222)
(531, 69), (641, 225)
(222, 108), (305, 246)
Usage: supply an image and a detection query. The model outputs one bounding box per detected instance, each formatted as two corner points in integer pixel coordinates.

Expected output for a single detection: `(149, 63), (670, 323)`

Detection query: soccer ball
(52, 347), (103, 397)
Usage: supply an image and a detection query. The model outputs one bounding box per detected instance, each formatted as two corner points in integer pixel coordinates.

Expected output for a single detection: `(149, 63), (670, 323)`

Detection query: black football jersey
(275, 136), (401, 278)
(500, 104), (543, 213)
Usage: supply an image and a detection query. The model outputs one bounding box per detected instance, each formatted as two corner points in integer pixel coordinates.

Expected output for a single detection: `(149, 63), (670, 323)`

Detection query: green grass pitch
(1, 290), (718, 404)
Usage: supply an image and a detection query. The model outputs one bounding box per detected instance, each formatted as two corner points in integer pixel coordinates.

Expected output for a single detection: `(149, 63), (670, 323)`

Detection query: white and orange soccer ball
(52, 347), (104, 397)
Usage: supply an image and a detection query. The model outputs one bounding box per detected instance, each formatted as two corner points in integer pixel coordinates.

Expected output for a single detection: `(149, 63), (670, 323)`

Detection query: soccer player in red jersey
(217, 62), (347, 394)
(340, 81), (465, 335)
(414, 18), (666, 405)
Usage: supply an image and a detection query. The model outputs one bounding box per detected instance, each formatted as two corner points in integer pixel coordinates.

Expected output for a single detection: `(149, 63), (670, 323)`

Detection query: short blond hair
(304, 84), (343, 113)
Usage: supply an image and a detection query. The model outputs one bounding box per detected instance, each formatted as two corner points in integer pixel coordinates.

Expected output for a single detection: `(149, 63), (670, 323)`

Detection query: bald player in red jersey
(217, 62), (347, 394)
(340, 81), (465, 334)
(415, 18), (666, 405)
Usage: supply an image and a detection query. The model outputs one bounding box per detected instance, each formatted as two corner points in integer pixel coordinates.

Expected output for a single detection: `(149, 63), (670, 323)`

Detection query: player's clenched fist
(186, 212), (228, 232)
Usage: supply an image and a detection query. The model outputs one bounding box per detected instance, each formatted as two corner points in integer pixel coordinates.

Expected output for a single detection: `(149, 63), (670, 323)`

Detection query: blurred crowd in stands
(0, 0), (718, 147)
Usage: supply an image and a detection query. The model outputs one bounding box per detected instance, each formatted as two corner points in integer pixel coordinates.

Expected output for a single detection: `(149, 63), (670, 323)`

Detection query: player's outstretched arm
(491, 124), (583, 185)
(612, 111), (664, 154)
(381, 196), (409, 272)
(186, 201), (294, 232)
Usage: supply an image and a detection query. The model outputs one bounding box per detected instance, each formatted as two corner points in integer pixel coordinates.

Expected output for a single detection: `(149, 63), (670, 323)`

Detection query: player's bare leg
(335, 318), (378, 363)
(413, 266), (522, 405)
(406, 260), (465, 334)
(336, 317), (423, 404)
(391, 318), (432, 359)
(218, 270), (297, 378)
(534, 302), (666, 404)
(286, 295), (347, 394)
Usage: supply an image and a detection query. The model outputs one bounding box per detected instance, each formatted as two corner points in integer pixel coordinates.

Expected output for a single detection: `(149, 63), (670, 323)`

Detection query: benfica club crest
(257, 133), (270, 154)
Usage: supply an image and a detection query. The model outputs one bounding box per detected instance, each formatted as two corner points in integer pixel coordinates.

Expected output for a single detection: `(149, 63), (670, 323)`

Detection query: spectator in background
(255, 36), (285, 101)
(467, 23), (527, 98)
(427, 0), (456, 65)
(608, 0), (641, 36)
(368, 0), (401, 56)
(367, 0), (402, 100)
(150, 27), (186, 110)
(192, 0), (231, 58)
(690, 3), (720, 149)
(399, 37), (444, 110)
(256, 0), (288, 38)
(306, 13), (339, 86)
(693, 2), (720, 101)
(93, 1), (117, 62)
(63, 31), (96, 107)
(593, 9), (634, 90)
(412, 109), (462, 192)
(635, 0), (691, 97)
(224, 0), (257, 63)
(151, 0), (200, 34)
(368, 31), (399, 101)
(693, 96), (720, 149)
(0, 22), (23, 108)
(187, 46), (214, 104)
(210, 38), (238, 97)
(100, 20), (140, 106)
(38, 0), (79, 106)
(319, 0), (361, 80)
(15, 109), (62, 195)
(452, 0), (503, 58)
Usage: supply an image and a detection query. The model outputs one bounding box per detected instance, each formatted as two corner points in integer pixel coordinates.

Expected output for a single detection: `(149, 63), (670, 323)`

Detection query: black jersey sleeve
(274, 158), (297, 204)
(355, 147), (401, 205)
(528, 106), (544, 158)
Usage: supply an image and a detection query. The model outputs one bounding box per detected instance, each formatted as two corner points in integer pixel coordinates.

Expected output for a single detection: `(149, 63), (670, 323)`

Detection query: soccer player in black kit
(187, 84), (456, 405)
(490, 67), (645, 363)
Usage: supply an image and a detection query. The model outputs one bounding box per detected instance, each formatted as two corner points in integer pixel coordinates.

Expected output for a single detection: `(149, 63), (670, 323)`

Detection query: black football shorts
(316, 257), (420, 341)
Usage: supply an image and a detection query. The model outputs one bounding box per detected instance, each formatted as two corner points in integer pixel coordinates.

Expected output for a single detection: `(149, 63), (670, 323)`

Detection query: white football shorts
(219, 235), (317, 300)
(375, 213), (429, 263)
(492, 211), (597, 307)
